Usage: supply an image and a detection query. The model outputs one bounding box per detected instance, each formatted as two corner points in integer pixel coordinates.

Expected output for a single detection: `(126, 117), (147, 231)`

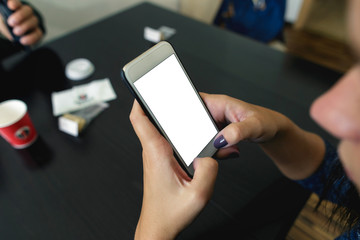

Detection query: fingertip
(7, 0), (21, 11)
(131, 100), (144, 115)
(213, 134), (228, 149)
(132, 99), (139, 108)
(19, 29), (42, 46)
(129, 100), (142, 122)
(215, 146), (240, 159)
(7, 16), (15, 27)
(199, 92), (208, 98)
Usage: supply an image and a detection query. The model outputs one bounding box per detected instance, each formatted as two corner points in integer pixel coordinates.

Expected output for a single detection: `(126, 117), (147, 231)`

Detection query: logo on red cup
(15, 126), (31, 139)
(0, 100), (37, 149)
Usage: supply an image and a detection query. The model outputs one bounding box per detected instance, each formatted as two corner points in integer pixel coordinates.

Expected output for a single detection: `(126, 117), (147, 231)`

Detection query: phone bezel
(122, 41), (218, 177)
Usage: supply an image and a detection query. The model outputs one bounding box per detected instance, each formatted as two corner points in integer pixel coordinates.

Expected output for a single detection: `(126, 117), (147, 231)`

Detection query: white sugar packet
(51, 78), (117, 116)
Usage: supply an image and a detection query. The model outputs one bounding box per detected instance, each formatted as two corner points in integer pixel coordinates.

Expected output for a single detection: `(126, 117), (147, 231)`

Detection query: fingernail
(214, 135), (228, 149)
(13, 27), (20, 35)
(8, 18), (15, 26)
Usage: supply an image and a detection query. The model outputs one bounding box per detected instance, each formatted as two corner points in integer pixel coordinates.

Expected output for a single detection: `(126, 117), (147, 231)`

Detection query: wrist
(259, 111), (325, 180)
(134, 219), (176, 240)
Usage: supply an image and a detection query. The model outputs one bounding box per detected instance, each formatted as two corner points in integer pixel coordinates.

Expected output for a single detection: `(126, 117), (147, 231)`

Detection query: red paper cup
(0, 100), (38, 149)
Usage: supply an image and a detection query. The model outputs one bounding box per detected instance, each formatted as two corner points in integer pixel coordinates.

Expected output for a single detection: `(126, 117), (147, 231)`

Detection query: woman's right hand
(201, 93), (291, 158)
(201, 93), (325, 180)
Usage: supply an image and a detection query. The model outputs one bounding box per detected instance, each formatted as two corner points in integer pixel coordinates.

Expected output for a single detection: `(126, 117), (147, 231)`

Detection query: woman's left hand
(130, 100), (218, 240)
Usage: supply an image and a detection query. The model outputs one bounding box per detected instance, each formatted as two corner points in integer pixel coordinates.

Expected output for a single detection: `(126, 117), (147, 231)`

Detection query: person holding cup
(0, 0), (45, 59)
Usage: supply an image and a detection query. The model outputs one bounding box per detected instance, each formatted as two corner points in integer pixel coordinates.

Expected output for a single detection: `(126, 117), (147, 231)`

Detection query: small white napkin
(51, 78), (117, 116)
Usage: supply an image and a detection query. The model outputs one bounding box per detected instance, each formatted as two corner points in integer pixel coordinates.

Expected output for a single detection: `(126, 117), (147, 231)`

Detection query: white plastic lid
(65, 58), (95, 81)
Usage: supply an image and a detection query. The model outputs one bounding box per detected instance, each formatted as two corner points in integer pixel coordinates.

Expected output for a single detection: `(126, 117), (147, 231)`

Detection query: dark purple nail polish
(214, 135), (228, 149)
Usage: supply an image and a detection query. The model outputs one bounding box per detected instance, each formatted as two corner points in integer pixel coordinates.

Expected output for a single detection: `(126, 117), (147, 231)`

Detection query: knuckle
(23, 5), (33, 14)
(33, 16), (39, 26)
(250, 114), (262, 127)
(228, 123), (244, 141)
(35, 28), (43, 38)
(217, 94), (228, 101)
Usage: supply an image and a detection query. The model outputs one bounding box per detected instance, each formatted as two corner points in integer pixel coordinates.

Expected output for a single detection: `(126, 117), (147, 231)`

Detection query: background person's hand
(0, 0), (43, 45)
(130, 100), (218, 240)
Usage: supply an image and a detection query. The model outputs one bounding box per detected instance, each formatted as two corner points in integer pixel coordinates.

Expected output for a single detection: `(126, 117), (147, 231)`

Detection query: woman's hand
(0, 0), (43, 45)
(201, 93), (289, 158)
(201, 93), (325, 180)
(130, 100), (218, 240)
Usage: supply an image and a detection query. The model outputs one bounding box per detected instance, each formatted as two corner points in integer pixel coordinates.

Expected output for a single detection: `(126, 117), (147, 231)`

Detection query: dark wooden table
(0, 3), (341, 240)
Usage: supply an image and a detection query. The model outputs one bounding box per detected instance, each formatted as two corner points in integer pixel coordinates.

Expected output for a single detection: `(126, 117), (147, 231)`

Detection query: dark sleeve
(295, 140), (352, 205)
(0, 37), (22, 59)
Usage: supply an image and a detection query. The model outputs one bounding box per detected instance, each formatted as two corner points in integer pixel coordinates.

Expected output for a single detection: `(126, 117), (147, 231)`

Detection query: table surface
(0, 3), (341, 240)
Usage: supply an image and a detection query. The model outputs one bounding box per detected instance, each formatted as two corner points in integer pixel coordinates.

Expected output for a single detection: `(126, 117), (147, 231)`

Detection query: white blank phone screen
(134, 54), (218, 166)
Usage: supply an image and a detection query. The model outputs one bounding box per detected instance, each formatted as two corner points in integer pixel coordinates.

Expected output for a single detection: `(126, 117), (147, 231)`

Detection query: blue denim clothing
(213, 0), (286, 43)
(296, 141), (360, 239)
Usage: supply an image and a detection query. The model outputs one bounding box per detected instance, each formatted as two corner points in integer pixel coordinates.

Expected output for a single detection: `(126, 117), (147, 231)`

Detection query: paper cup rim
(0, 99), (27, 128)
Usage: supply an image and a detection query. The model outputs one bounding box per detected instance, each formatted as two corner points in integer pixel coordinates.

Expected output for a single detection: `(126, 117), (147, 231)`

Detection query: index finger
(199, 93), (229, 123)
(129, 100), (164, 148)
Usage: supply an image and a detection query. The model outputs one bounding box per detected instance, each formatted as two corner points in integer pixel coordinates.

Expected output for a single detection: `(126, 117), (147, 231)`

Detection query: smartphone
(121, 41), (219, 177)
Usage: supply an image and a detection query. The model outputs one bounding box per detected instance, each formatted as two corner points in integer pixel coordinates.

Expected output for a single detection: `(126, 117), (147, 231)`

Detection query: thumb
(214, 119), (262, 148)
(191, 157), (218, 204)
